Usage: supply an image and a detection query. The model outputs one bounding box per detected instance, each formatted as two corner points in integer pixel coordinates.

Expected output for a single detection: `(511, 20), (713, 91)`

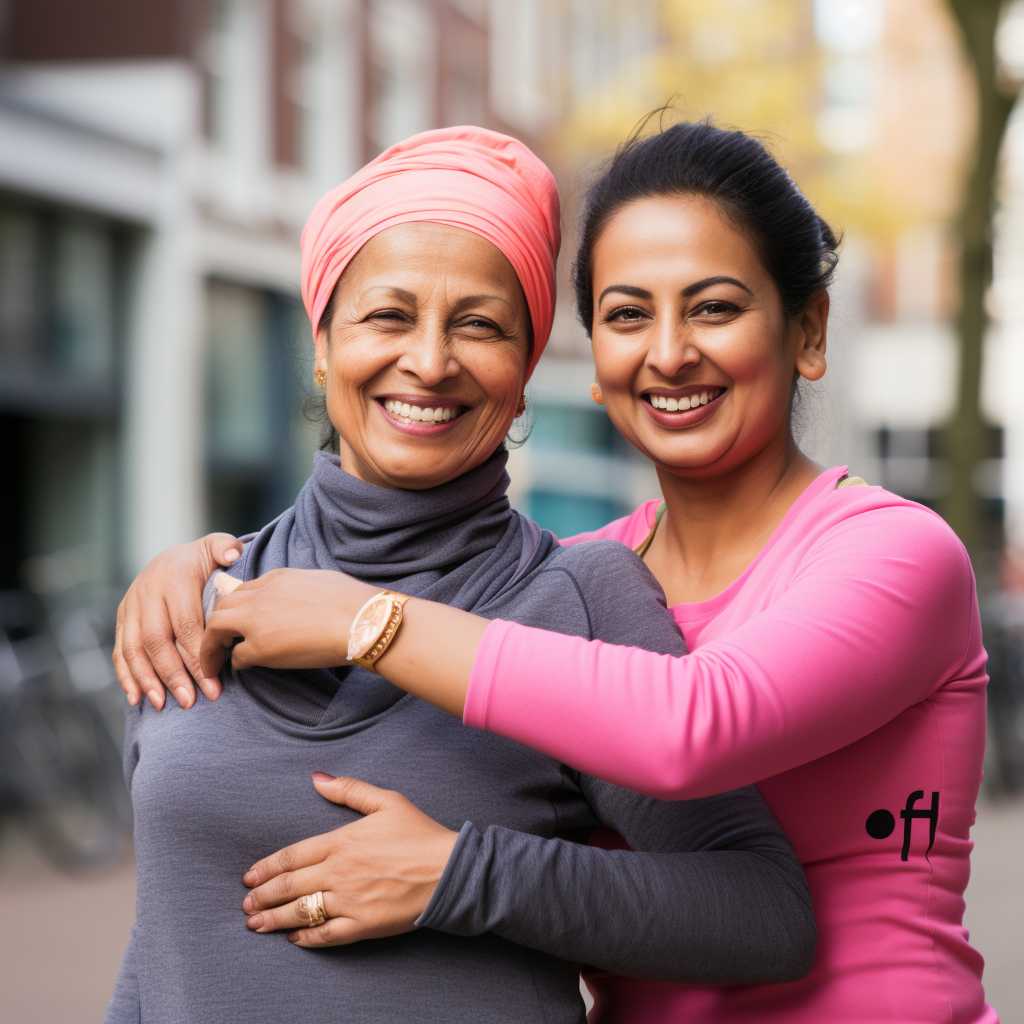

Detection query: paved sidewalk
(965, 796), (1024, 1022)
(0, 797), (1021, 1023)
(0, 826), (135, 1024)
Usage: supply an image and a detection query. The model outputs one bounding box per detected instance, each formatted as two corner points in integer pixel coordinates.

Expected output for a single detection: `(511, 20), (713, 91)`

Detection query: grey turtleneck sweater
(107, 450), (814, 1024)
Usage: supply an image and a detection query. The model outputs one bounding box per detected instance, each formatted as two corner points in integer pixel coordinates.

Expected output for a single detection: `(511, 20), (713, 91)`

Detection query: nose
(394, 321), (461, 386)
(645, 314), (700, 380)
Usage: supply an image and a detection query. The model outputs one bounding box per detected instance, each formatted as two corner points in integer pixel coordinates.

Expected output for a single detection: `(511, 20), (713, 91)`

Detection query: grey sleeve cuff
(415, 821), (487, 933)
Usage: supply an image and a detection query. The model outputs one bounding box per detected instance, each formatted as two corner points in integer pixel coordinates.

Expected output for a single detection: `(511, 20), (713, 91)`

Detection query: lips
(375, 395), (470, 435)
(380, 398), (467, 425)
(641, 386), (726, 426)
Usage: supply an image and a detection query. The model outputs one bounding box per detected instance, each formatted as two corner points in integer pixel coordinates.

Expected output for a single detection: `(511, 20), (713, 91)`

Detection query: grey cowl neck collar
(239, 446), (527, 595)
(220, 445), (552, 729)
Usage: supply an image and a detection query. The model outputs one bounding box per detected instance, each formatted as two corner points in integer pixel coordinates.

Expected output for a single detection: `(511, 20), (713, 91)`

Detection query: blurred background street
(1, 0), (1023, 1019)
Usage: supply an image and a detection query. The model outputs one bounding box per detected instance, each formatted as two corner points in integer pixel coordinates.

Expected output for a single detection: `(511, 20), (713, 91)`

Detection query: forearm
(419, 822), (814, 983)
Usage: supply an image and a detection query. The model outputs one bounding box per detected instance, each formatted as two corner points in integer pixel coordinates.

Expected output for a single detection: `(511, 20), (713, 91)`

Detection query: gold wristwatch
(347, 590), (410, 672)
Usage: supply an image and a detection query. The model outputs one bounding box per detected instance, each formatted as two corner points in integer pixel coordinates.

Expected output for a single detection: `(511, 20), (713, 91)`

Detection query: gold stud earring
(314, 367), (327, 388)
(515, 394), (528, 417)
(590, 383), (605, 406)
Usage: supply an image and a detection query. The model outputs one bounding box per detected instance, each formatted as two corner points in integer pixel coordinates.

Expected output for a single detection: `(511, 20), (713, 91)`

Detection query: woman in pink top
(117, 121), (993, 1022)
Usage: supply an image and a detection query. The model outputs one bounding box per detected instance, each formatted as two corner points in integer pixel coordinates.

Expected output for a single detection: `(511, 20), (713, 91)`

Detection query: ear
(590, 382), (605, 406)
(313, 325), (330, 373)
(794, 290), (828, 382)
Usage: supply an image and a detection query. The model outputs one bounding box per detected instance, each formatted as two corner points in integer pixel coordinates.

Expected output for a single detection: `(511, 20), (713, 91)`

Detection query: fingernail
(287, 933), (299, 943)
(243, 870), (257, 887)
(246, 914), (263, 930)
(312, 772), (335, 782)
(242, 895), (253, 912)
(128, 694), (138, 706)
(225, 548), (242, 563)
(173, 688), (192, 708)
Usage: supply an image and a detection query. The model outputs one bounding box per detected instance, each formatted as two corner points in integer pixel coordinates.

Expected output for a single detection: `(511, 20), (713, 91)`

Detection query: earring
(590, 383), (605, 406)
(515, 394), (528, 417)
(314, 367), (327, 388)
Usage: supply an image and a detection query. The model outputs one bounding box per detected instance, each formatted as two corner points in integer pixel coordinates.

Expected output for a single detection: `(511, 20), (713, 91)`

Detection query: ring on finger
(298, 891), (328, 927)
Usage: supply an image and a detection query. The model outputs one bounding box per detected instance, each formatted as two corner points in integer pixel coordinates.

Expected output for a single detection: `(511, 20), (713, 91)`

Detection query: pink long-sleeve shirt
(465, 467), (995, 1023)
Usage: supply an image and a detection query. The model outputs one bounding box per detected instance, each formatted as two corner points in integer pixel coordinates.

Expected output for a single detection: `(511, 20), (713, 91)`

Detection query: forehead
(345, 222), (522, 296)
(592, 195), (767, 287)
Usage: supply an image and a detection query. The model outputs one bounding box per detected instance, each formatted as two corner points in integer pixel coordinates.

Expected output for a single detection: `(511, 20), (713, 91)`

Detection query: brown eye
(606, 305), (648, 323)
(697, 300), (737, 316)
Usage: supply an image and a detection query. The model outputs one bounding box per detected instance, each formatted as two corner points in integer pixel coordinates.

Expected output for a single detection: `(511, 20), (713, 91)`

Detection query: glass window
(0, 207), (39, 368)
(368, 0), (437, 154)
(52, 216), (116, 379)
(527, 491), (617, 539)
(206, 280), (274, 466)
(0, 203), (118, 379)
(204, 280), (316, 537)
(527, 403), (616, 452)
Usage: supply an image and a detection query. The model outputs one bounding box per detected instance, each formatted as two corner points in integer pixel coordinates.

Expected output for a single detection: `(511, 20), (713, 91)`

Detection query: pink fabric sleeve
(465, 506), (978, 800)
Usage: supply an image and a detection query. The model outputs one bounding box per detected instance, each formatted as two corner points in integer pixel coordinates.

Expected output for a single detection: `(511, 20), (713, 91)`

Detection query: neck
(646, 429), (822, 605)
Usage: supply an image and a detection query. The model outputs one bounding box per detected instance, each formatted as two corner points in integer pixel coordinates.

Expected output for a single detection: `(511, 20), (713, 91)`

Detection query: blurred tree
(942, 0), (1019, 555)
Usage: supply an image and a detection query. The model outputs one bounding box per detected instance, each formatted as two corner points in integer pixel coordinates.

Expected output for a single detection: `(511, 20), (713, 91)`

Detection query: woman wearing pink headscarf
(106, 128), (815, 1024)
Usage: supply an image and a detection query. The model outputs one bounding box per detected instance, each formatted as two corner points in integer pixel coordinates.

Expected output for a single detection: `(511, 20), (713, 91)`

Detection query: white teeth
(650, 390), (718, 412)
(383, 400), (463, 425)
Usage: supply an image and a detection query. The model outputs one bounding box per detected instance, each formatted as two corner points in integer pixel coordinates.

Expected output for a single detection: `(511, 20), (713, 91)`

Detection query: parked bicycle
(0, 548), (131, 873)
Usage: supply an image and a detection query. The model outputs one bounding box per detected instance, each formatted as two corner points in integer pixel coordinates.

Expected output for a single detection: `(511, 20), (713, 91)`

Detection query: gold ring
(298, 891), (328, 927)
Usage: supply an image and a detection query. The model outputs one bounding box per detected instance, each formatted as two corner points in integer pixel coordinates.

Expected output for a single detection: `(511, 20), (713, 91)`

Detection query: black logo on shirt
(865, 791), (939, 861)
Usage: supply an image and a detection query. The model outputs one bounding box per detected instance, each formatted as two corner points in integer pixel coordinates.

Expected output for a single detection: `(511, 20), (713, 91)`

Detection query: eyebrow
(366, 288), (513, 311)
(372, 286), (418, 304)
(598, 277), (753, 306)
(452, 294), (513, 311)
(597, 284), (652, 305)
(682, 275), (753, 297)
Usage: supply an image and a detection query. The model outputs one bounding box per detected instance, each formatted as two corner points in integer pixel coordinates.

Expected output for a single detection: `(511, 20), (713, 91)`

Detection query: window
(521, 402), (636, 537)
(204, 280), (317, 537)
(368, 0), (438, 155)
(0, 200), (123, 586)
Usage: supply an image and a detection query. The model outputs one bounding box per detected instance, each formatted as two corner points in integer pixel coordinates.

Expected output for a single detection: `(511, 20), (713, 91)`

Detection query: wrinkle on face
(315, 223), (531, 490)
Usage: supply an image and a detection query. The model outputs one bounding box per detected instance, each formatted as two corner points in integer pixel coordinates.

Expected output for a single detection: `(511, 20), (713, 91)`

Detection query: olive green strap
(836, 474), (868, 490)
(634, 501), (667, 559)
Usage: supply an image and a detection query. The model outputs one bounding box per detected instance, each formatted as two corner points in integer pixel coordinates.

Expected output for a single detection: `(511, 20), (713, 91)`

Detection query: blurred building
(2, 0), (1023, 580)
(0, 0), (511, 582)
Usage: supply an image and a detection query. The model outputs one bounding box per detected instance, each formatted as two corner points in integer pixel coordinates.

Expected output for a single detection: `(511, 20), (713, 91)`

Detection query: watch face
(347, 594), (394, 661)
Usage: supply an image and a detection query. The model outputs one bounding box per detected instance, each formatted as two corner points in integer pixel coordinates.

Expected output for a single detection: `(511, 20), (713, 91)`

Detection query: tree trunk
(942, 0), (1016, 556)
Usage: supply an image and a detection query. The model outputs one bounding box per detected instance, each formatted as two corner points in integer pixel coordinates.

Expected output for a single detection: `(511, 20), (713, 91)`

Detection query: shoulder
(798, 482), (976, 622)
(539, 542), (685, 654)
(818, 484), (971, 576)
(558, 501), (661, 549)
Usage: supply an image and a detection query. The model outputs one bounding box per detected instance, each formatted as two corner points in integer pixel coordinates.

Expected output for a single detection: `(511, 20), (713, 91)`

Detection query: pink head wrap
(300, 127), (561, 380)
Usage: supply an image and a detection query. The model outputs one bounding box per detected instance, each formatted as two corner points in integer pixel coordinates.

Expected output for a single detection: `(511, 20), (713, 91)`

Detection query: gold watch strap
(353, 591), (409, 673)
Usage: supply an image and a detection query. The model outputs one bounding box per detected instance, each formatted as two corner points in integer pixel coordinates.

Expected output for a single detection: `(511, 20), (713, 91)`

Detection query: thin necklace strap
(634, 501), (667, 559)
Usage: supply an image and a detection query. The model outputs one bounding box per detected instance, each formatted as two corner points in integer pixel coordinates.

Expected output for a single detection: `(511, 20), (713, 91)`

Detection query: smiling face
(314, 222), (531, 489)
(589, 195), (828, 480)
